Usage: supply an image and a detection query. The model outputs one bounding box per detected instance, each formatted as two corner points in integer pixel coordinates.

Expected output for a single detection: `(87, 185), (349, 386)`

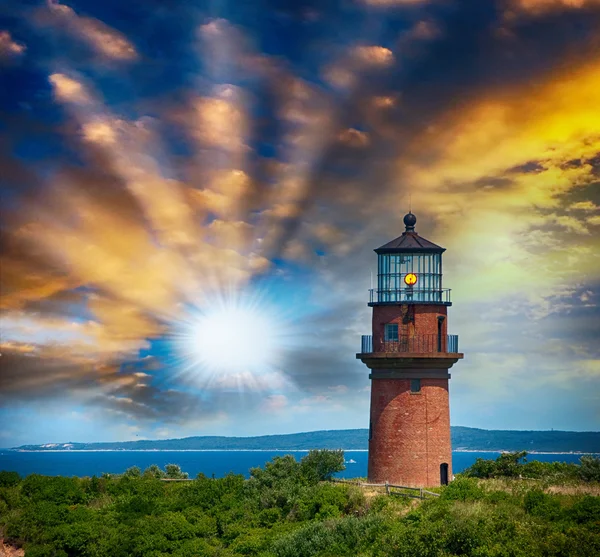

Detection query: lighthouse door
(440, 463), (449, 485)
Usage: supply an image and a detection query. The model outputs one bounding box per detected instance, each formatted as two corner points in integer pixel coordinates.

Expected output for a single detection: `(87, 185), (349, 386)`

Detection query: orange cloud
(46, 0), (137, 61)
(0, 256), (76, 311)
(361, 0), (430, 6)
(0, 30), (25, 59)
(510, 0), (600, 13)
(49, 73), (92, 103)
(352, 45), (394, 67)
(192, 90), (248, 154)
(397, 59), (600, 305)
(338, 128), (371, 147)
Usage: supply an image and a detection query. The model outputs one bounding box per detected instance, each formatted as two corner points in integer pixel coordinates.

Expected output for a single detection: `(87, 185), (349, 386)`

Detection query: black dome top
(403, 211), (417, 231)
(375, 211), (445, 253)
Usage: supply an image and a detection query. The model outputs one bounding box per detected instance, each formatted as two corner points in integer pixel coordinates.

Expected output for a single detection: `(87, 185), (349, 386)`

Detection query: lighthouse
(357, 212), (463, 487)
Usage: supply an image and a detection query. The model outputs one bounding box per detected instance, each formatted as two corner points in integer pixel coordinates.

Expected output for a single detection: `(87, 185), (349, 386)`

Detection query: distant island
(9, 427), (600, 453)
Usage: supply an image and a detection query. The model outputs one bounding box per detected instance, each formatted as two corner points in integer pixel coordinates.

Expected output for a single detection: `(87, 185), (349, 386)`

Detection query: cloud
(49, 73), (92, 103)
(361, 0), (431, 6)
(262, 394), (288, 413)
(352, 45), (394, 67)
(298, 395), (331, 404)
(44, 1), (137, 61)
(191, 90), (248, 154)
(509, 0), (600, 14)
(570, 200), (600, 211)
(2, 0), (600, 437)
(338, 128), (371, 148)
(0, 30), (25, 60)
(391, 58), (600, 307)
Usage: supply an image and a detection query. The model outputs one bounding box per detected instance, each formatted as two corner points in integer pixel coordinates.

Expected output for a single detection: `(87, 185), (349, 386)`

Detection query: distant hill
(11, 427), (600, 453)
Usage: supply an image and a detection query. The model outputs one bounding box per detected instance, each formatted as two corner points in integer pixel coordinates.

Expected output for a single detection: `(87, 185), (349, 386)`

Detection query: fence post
(419, 488), (423, 499)
(385, 481), (389, 496)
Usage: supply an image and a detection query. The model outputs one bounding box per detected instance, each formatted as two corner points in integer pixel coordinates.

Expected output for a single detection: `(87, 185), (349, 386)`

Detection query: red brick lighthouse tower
(357, 212), (463, 487)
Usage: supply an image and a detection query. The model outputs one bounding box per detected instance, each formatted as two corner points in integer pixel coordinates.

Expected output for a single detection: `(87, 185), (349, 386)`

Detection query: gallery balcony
(368, 288), (452, 306)
(359, 334), (459, 355)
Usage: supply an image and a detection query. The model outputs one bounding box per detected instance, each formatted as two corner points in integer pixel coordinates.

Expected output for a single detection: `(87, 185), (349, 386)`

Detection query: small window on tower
(411, 379), (421, 393)
(384, 323), (398, 341)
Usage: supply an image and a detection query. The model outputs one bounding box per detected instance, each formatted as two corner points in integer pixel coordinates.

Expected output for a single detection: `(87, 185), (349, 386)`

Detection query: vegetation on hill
(1, 451), (599, 556)
(463, 450), (600, 482)
(12, 426), (600, 452)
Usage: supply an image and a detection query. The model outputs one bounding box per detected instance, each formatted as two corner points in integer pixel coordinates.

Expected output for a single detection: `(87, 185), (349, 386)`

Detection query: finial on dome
(403, 211), (416, 232)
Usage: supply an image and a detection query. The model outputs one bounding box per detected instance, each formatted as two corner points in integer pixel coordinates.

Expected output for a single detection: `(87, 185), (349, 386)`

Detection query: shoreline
(3, 449), (598, 455)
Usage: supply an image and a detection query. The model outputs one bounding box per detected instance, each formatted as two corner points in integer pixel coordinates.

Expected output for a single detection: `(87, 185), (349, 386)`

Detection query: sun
(191, 305), (276, 371)
(175, 290), (286, 382)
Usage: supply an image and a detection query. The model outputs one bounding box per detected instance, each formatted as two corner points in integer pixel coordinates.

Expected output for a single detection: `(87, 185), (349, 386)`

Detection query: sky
(0, 0), (599, 447)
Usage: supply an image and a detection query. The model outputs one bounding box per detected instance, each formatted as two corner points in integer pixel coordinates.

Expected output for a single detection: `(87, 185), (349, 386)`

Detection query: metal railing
(361, 335), (373, 353)
(360, 334), (459, 354)
(369, 288), (451, 304)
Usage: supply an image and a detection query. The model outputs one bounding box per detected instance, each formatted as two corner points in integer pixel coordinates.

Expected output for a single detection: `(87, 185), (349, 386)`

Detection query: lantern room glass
(377, 252), (442, 303)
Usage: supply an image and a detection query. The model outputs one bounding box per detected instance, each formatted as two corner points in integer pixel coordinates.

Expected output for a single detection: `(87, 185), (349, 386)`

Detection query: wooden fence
(330, 478), (440, 499)
(157, 477), (440, 499)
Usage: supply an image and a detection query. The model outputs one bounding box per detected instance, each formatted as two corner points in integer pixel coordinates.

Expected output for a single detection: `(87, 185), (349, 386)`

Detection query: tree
(249, 455), (301, 488)
(123, 466), (142, 478)
(579, 455), (600, 482)
(0, 470), (21, 487)
(300, 450), (346, 483)
(165, 464), (189, 479)
(143, 464), (166, 479)
(494, 451), (528, 477)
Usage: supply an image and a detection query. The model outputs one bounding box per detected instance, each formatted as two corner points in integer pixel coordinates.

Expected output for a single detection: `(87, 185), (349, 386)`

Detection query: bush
(462, 457), (497, 479)
(271, 516), (385, 557)
(300, 450), (346, 483)
(21, 475), (86, 505)
(0, 471), (21, 487)
(3, 458), (599, 557)
(143, 464), (166, 479)
(292, 483), (349, 521)
(567, 495), (600, 524)
(523, 489), (562, 520)
(165, 464), (189, 479)
(463, 452), (591, 482)
(440, 477), (485, 501)
(249, 455), (301, 489)
(123, 466), (142, 478)
(579, 455), (600, 482)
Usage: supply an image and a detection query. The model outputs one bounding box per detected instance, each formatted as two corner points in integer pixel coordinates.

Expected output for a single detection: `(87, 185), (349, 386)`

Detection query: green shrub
(21, 475), (86, 505)
(258, 506), (282, 526)
(3, 458), (599, 557)
(23, 544), (68, 557)
(463, 457), (497, 478)
(567, 495), (600, 524)
(271, 516), (381, 557)
(300, 450), (346, 483)
(523, 488), (562, 520)
(164, 464), (188, 479)
(123, 466), (142, 478)
(579, 455), (600, 482)
(143, 464), (166, 479)
(249, 455), (302, 489)
(292, 483), (352, 521)
(440, 476), (485, 501)
(0, 471), (21, 487)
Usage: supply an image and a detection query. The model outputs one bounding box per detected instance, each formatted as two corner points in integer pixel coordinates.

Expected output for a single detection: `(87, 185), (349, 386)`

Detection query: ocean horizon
(1, 450), (595, 479)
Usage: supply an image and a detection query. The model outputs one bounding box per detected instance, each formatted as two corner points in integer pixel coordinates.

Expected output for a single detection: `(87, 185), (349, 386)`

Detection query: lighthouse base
(368, 377), (451, 487)
(359, 353), (462, 487)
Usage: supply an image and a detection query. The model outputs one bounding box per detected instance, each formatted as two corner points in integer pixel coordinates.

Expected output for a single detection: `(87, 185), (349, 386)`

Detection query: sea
(0, 450), (593, 479)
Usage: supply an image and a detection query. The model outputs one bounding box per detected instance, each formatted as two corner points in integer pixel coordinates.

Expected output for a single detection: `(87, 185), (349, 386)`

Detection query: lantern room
(370, 212), (451, 306)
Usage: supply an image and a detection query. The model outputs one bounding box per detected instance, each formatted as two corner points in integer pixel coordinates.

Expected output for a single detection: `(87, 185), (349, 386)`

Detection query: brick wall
(372, 304), (448, 351)
(368, 377), (452, 487)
